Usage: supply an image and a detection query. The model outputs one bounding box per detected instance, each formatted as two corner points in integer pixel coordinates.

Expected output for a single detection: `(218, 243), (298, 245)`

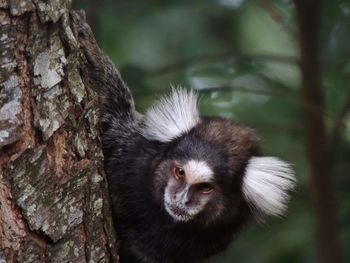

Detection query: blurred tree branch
(259, 0), (296, 38)
(145, 53), (299, 76)
(199, 82), (338, 128)
(331, 88), (350, 144)
(258, 74), (339, 127)
(198, 85), (273, 95)
(294, 0), (341, 263)
(144, 50), (349, 138)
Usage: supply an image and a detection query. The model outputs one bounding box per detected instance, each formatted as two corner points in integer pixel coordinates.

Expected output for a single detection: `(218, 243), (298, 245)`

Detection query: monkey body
(75, 18), (294, 263)
(105, 115), (255, 262)
(83, 40), (295, 262)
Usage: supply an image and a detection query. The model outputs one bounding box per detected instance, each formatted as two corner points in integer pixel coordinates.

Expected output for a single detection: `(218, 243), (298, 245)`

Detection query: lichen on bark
(0, 1), (118, 262)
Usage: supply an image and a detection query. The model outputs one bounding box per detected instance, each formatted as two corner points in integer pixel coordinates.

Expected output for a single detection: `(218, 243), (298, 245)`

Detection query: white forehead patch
(183, 160), (214, 184)
(142, 88), (200, 142)
(242, 157), (296, 218)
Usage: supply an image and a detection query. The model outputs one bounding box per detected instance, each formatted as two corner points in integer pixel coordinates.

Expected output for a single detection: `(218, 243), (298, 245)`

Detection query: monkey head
(143, 89), (296, 226)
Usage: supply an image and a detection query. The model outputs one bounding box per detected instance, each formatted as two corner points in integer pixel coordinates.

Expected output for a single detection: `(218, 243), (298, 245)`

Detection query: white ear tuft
(142, 87), (200, 142)
(242, 157), (296, 218)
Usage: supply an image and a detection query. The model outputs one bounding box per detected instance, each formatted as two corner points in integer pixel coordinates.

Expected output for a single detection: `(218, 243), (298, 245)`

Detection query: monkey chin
(164, 202), (199, 222)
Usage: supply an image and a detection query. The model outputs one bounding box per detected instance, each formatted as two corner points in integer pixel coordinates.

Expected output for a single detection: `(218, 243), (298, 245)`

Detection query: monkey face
(162, 159), (225, 222)
(152, 135), (229, 224)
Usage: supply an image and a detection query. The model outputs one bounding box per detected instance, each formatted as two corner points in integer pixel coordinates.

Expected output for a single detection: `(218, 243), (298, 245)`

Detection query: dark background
(75, 1), (350, 262)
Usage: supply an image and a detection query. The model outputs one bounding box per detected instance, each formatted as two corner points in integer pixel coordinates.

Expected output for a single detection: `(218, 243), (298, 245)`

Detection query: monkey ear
(142, 87), (199, 142)
(242, 157), (296, 218)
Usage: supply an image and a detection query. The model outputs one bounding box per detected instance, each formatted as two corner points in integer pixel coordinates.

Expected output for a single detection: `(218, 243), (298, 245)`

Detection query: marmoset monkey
(102, 85), (295, 263)
(78, 18), (296, 263)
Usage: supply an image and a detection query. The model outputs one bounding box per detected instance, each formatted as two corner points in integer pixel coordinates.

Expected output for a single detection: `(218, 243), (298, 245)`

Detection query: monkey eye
(174, 167), (186, 180)
(198, 183), (214, 194)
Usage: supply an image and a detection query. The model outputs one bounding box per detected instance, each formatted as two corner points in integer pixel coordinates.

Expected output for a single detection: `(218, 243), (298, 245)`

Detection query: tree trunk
(294, 0), (340, 262)
(0, 1), (118, 262)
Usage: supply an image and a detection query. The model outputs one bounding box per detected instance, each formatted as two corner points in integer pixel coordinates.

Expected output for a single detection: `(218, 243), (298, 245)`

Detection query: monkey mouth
(164, 202), (193, 222)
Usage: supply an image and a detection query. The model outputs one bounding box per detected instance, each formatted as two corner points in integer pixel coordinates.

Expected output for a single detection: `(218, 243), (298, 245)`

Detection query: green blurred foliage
(75, 0), (350, 262)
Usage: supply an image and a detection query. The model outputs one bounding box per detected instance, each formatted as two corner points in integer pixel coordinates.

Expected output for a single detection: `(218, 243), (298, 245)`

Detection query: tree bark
(294, 1), (340, 262)
(0, 1), (118, 262)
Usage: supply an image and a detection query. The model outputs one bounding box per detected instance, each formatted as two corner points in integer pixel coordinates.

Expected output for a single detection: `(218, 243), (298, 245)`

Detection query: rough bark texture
(0, 1), (118, 262)
(294, 0), (340, 262)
